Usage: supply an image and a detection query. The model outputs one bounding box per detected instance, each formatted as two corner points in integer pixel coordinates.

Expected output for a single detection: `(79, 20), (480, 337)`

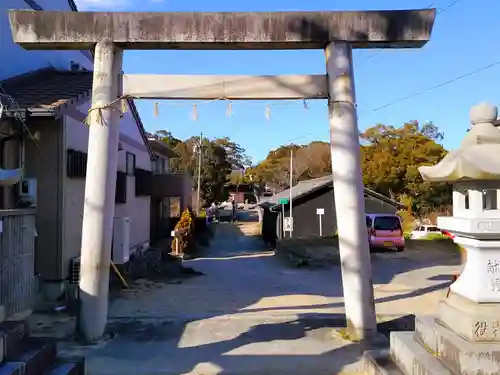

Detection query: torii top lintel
(9, 9), (436, 50)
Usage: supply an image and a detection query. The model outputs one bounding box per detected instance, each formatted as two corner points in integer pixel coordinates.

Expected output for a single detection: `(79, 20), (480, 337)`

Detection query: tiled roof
(0, 68), (92, 114)
(147, 135), (181, 158)
(0, 67), (155, 159)
(261, 174), (404, 209)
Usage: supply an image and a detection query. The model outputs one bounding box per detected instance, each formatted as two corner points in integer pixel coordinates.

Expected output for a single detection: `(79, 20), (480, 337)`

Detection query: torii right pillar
(325, 42), (378, 339)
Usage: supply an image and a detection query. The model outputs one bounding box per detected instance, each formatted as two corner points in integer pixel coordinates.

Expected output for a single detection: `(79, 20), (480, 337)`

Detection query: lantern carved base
(365, 294), (500, 375)
(450, 236), (500, 303)
(438, 292), (500, 342)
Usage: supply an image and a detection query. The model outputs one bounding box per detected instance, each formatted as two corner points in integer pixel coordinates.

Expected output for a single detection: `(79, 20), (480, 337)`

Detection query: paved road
(109, 219), (461, 320)
(55, 214), (462, 374)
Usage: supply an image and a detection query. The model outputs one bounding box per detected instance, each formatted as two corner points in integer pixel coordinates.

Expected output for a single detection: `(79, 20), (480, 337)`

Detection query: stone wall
(276, 237), (340, 267)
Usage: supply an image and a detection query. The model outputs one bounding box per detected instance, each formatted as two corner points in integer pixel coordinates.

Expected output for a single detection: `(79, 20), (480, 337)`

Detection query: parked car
(410, 225), (441, 239)
(366, 214), (405, 252)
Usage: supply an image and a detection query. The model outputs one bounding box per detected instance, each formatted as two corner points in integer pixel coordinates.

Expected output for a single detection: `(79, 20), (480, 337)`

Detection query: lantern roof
(419, 103), (500, 182)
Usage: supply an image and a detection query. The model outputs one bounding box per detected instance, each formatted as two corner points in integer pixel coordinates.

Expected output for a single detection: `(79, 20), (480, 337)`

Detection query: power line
(357, 0), (463, 66)
(436, 0), (463, 14)
(367, 58), (500, 114)
(280, 56), (500, 147)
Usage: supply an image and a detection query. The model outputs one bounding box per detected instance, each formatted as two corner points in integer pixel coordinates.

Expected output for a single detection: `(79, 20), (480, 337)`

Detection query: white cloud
(74, 0), (131, 10)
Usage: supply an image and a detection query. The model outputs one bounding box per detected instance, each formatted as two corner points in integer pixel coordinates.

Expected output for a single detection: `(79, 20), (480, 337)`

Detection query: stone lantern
(420, 103), (500, 308)
(364, 103), (500, 375)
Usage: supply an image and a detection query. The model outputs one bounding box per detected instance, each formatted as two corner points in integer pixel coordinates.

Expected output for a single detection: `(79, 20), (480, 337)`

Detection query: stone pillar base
(364, 295), (500, 375)
(438, 292), (500, 342)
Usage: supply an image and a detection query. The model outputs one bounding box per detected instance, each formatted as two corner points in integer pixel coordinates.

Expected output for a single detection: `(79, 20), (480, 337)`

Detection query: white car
(410, 225), (441, 239)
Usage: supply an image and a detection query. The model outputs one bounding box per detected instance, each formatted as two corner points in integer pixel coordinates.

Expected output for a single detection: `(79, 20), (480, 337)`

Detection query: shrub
(396, 209), (416, 233)
(171, 208), (195, 254)
(422, 232), (449, 241)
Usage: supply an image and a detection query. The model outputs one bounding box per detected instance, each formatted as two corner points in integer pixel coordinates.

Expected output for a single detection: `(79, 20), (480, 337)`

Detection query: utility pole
(196, 132), (203, 213)
(289, 149), (293, 238)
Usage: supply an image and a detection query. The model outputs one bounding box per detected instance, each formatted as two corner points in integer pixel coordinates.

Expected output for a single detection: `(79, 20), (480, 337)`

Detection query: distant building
(146, 134), (192, 242)
(260, 175), (404, 242)
(224, 183), (256, 203)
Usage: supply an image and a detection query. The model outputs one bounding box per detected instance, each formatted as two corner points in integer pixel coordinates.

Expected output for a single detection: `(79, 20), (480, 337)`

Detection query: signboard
(278, 198), (289, 205)
(284, 217), (293, 232)
(316, 208), (325, 215)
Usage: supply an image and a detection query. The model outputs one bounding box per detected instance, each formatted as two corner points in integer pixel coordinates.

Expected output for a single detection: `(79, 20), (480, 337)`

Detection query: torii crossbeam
(9, 9), (436, 342)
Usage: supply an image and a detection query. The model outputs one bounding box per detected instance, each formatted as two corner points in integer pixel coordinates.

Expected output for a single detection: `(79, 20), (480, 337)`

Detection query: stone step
(390, 331), (454, 375)
(6, 338), (57, 375)
(0, 363), (25, 375)
(43, 358), (85, 375)
(0, 321), (29, 362)
(363, 350), (404, 375)
(414, 315), (500, 375)
(0, 307), (6, 324)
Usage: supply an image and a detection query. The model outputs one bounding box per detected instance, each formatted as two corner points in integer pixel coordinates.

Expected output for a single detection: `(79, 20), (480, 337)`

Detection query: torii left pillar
(79, 42), (123, 341)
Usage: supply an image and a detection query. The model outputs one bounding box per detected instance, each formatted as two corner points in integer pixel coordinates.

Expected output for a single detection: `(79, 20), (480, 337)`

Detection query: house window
(153, 157), (165, 174)
(67, 149), (87, 178)
(135, 168), (152, 196)
(115, 171), (127, 203)
(168, 197), (181, 218)
(126, 152), (136, 176)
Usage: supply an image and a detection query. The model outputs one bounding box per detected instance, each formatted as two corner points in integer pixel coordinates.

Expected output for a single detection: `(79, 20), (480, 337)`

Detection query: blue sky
(75, 0), (500, 163)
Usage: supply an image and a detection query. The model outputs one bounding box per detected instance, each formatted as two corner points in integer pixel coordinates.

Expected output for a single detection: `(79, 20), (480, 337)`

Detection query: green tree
(199, 141), (232, 204)
(247, 142), (331, 189)
(153, 131), (234, 204)
(154, 130), (181, 149)
(361, 121), (451, 216)
(213, 137), (252, 169)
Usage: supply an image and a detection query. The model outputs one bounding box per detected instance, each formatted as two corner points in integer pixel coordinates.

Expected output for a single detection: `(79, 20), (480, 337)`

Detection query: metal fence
(0, 209), (36, 317)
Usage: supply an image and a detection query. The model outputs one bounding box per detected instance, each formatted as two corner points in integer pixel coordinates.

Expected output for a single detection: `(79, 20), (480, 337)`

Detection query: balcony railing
(152, 173), (191, 198)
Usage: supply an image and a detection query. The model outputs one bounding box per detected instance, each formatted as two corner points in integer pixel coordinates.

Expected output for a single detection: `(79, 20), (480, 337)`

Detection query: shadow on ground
(34, 210), (459, 374)
(60, 312), (417, 375)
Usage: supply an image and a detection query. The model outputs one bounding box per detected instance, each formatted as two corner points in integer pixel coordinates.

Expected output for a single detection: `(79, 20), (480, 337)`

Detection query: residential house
(224, 183), (256, 204)
(0, 0), (154, 300)
(147, 135), (193, 242)
(260, 175), (404, 241)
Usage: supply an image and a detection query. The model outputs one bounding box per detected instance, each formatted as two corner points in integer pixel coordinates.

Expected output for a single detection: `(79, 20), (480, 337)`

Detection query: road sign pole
(316, 208), (325, 238)
(281, 203), (285, 238)
(319, 214), (323, 237)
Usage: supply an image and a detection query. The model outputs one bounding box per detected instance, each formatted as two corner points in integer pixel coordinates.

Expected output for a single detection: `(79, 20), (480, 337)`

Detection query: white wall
(0, 0), (92, 81)
(62, 100), (151, 275)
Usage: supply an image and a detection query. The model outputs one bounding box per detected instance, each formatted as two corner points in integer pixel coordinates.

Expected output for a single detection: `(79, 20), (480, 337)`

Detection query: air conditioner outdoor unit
(18, 178), (37, 206)
(112, 216), (131, 264)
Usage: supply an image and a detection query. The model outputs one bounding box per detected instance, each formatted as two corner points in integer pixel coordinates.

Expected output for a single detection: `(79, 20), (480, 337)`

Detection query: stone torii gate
(9, 9), (435, 342)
